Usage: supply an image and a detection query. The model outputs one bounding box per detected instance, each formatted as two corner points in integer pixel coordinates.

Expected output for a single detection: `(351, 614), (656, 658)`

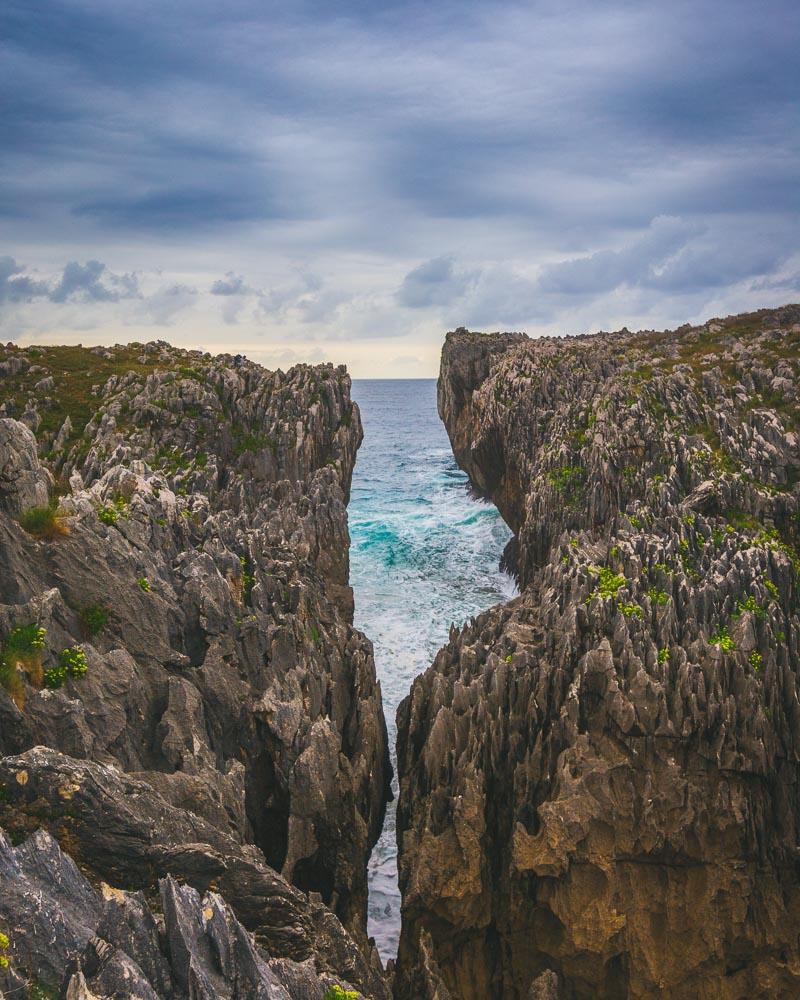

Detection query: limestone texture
(395, 306), (800, 999)
(0, 341), (391, 998)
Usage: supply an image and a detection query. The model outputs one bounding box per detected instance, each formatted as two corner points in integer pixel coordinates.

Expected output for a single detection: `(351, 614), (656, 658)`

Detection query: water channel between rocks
(349, 378), (516, 961)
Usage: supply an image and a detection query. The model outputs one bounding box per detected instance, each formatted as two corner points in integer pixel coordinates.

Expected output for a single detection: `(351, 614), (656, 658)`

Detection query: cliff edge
(396, 306), (800, 999)
(0, 341), (391, 998)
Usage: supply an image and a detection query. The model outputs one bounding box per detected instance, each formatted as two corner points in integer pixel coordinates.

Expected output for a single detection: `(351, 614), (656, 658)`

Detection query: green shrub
(18, 504), (67, 539)
(98, 505), (119, 525)
(60, 646), (88, 677)
(548, 464), (584, 497)
(657, 647), (670, 664)
(0, 930), (9, 969)
(44, 646), (88, 689)
(647, 587), (670, 606)
(324, 987), (359, 1000)
(764, 579), (779, 600)
(620, 602), (643, 619)
(79, 604), (109, 636)
(588, 566), (627, 601)
(710, 627), (735, 652)
(0, 623), (46, 700)
(749, 650), (763, 672)
(138, 577), (151, 593)
(239, 556), (255, 604)
(737, 595), (765, 619)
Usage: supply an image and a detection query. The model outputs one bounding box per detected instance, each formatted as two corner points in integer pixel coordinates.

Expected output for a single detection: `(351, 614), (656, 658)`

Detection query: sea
(349, 378), (516, 962)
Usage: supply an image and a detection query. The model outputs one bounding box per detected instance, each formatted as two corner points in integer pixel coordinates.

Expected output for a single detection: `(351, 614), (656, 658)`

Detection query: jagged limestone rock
(0, 342), (391, 996)
(395, 306), (800, 999)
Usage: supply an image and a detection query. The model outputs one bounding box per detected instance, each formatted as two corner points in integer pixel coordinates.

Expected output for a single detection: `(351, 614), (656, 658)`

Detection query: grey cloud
(49, 260), (140, 303)
(210, 272), (250, 295)
(0, 256), (50, 302)
(396, 256), (477, 308)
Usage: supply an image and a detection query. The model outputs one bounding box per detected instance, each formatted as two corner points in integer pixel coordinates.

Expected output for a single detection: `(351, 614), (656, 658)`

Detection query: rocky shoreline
(0, 342), (391, 998)
(394, 305), (800, 998)
(1, 307), (799, 999)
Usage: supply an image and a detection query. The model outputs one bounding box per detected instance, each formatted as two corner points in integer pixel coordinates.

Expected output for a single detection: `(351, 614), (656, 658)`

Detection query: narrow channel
(349, 378), (516, 961)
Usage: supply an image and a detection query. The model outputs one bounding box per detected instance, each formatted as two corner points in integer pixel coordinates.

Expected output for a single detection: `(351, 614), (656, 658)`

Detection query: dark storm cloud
(1, 0), (798, 335)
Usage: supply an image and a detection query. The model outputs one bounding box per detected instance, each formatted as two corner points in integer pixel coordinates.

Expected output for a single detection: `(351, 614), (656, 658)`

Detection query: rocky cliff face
(0, 341), (391, 998)
(395, 306), (800, 999)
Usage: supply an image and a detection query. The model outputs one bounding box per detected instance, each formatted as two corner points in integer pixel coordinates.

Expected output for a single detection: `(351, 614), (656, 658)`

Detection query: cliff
(0, 341), (391, 998)
(395, 306), (800, 998)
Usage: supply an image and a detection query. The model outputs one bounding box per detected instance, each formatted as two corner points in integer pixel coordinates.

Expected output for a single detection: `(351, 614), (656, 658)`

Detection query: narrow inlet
(349, 378), (516, 961)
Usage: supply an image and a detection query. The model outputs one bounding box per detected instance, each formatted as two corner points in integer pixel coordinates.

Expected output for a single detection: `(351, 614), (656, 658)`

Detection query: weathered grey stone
(396, 305), (800, 999)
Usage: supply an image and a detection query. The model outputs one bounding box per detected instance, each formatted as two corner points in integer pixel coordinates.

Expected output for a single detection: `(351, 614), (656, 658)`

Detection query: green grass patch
(18, 504), (67, 539)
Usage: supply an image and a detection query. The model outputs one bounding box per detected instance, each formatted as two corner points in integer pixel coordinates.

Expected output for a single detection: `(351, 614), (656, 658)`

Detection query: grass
(79, 604), (110, 636)
(0, 344), (155, 445)
(18, 504), (68, 539)
(0, 624), (46, 705)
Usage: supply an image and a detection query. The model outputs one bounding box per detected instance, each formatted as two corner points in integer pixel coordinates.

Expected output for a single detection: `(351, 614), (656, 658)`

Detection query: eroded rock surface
(395, 306), (800, 999)
(0, 341), (391, 997)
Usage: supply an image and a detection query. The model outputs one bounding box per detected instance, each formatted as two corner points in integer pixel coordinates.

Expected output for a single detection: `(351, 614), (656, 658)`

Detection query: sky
(1, 0), (798, 377)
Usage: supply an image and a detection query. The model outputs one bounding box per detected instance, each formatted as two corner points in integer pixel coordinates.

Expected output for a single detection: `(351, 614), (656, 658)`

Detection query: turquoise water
(349, 379), (515, 961)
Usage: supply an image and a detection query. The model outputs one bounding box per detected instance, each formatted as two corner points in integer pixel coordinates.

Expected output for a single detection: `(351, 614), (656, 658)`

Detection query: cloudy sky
(2, 0), (798, 376)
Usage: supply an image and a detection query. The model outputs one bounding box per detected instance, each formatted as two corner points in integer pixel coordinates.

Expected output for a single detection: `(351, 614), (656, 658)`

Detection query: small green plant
(710, 627), (735, 652)
(504, 654), (513, 663)
(324, 987), (358, 1000)
(79, 604), (109, 636)
(98, 505), (119, 525)
(777, 630), (786, 642)
(18, 504), (67, 539)
(657, 647), (670, 664)
(588, 566), (627, 601)
(683, 513), (695, 526)
(619, 602), (643, 619)
(749, 650), (763, 672)
(239, 556), (255, 604)
(629, 515), (641, 529)
(0, 624), (46, 701)
(737, 596), (766, 619)
(60, 646), (88, 677)
(138, 577), (151, 592)
(548, 464), (584, 497)
(647, 587), (670, 606)
(0, 930), (9, 969)
(310, 625), (322, 645)
(764, 579), (779, 600)
(609, 545), (620, 559)
(44, 646), (88, 689)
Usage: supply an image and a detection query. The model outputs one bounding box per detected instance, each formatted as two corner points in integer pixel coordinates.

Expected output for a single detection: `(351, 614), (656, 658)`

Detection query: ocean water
(349, 379), (516, 961)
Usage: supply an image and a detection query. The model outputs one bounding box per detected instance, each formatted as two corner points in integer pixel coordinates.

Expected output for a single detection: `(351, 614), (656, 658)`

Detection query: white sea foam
(350, 379), (515, 961)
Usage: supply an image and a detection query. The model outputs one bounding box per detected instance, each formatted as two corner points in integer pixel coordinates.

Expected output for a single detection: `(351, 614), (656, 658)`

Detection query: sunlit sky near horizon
(2, 0), (799, 376)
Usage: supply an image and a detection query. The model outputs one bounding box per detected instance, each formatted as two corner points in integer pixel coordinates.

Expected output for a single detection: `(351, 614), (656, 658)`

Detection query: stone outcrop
(395, 306), (800, 998)
(0, 341), (391, 997)
(0, 822), (369, 998)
